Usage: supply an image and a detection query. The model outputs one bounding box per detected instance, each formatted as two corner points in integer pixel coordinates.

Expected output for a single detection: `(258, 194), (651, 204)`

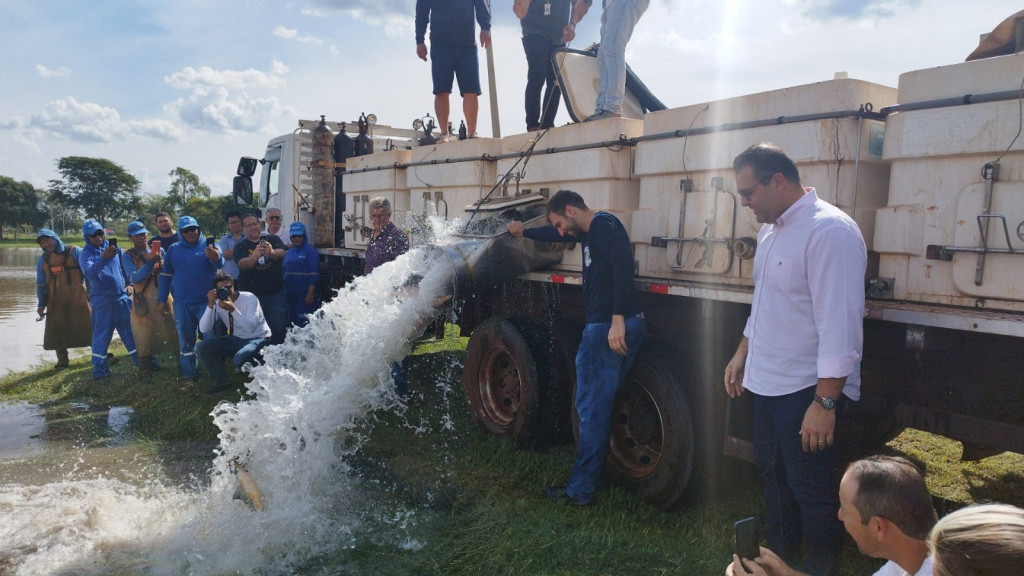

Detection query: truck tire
(572, 350), (696, 510)
(464, 317), (541, 447)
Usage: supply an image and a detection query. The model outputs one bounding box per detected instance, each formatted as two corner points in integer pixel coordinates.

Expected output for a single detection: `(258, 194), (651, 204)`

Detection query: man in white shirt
(723, 143), (867, 576)
(195, 271), (272, 395)
(726, 456), (936, 576)
(265, 208), (291, 248)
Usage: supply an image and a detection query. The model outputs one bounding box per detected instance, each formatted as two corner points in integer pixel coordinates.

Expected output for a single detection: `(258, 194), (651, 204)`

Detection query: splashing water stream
(0, 222), (467, 575)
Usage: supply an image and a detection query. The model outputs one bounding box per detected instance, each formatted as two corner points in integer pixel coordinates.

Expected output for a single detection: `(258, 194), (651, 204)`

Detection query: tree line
(1, 156), (236, 240)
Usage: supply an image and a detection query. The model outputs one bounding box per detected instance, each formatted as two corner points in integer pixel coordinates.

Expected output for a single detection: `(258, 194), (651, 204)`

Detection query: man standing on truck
(507, 189), (645, 507)
(415, 0), (492, 142)
(724, 143), (867, 576)
(584, 0), (649, 122)
(514, 0), (590, 131)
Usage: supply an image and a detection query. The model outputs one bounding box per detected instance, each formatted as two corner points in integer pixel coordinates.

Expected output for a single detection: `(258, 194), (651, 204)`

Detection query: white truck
(235, 45), (1024, 509)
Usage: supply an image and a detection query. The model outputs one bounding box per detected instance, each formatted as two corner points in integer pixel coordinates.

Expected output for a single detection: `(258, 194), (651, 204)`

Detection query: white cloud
(165, 87), (295, 133)
(273, 25), (324, 45)
(2, 96), (185, 144)
(164, 60), (289, 90)
(35, 64), (71, 78)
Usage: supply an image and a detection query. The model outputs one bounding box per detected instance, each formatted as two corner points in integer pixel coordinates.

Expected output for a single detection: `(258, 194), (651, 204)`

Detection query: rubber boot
(55, 349), (70, 369)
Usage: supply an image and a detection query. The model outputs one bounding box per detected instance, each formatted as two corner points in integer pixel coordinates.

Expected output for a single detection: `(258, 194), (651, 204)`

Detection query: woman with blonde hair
(928, 502), (1024, 576)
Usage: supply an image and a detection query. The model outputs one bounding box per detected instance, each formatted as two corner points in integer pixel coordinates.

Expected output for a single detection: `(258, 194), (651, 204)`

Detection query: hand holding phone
(151, 239), (161, 252)
(733, 517), (759, 574)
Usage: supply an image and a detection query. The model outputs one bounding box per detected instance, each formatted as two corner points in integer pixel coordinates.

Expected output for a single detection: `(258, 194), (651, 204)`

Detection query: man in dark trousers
(507, 189), (644, 506)
(515, 0), (590, 131)
(724, 143), (867, 576)
(416, 0), (492, 141)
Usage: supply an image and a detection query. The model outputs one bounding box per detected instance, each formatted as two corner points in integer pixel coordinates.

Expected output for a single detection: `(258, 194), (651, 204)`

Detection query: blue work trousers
(565, 315), (645, 503)
(90, 295), (138, 379)
(753, 387), (845, 576)
(173, 300), (207, 380)
(196, 333), (268, 387)
(595, 0), (650, 115)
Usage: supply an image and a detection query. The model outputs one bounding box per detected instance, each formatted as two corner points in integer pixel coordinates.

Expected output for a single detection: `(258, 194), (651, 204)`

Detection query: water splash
(0, 221), (462, 575)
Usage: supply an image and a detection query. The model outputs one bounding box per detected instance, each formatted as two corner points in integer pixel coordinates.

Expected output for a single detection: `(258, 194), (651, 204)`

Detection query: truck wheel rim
(609, 383), (663, 479)
(478, 346), (521, 427)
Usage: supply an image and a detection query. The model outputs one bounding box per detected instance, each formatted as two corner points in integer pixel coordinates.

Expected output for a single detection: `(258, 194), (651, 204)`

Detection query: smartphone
(108, 237), (118, 248)
(733, 517), (759, 573)
(206, 237), (216, 247)
(151, 239), (161, 252)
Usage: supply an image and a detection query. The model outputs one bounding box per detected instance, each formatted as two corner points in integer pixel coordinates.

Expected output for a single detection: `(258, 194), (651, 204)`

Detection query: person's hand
(561, 23), (576, 43)
(207, 289), (218, 308)
(223, 247), (234, 260)
(147, 249), (161, 263)
(304, 293), (314, 306)
(158, 301), (170, 316)
(724, 349), (746, 398)
(205, 245), (220, 261)
(217, 298), (237, 313)
(506, 220), (525, 237)
(726, 554), (771, 576)
(801, 402), (836, 453)
(102, 245), (118, 260)
(416, 43), (428, 61)
(608, 315), (627, 356)
(480, 29), (491, 49)
(37, 306), (45, 318)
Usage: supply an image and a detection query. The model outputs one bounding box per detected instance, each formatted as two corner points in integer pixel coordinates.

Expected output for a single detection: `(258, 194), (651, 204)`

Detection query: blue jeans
(753, 387), (844, 576)
(90, 295), (138, 379)
(595, 0), (649, 115)
(565, 315), (645, 503)
(196, 333), (268, 387)
(257, 290), (288, 345)
(173, 300), (208, 380)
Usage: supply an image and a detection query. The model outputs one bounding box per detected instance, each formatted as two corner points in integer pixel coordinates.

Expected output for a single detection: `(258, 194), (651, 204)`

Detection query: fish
(232, 460), (264, 511)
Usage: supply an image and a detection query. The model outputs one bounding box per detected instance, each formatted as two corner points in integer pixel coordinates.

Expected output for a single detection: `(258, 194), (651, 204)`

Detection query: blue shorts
(431, 44), (482, 96)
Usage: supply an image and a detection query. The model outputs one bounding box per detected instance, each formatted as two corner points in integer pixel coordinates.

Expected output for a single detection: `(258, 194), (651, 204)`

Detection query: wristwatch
(814, 394), (836, 411)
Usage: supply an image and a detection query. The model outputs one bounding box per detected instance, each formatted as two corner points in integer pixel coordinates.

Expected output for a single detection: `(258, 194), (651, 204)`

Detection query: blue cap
(127, 221), (148, 237)
(178, 215), (199, 231)
(289, 222), (306, 237)
(82, 219), (103, 238)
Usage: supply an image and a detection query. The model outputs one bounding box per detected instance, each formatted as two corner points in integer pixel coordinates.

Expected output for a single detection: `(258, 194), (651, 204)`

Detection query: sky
(0, 0), (1016, 199)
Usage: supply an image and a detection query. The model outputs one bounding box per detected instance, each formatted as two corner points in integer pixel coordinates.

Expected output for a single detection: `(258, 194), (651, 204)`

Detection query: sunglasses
(738, 174), (775, 200)
(181, 227), (200, 234)
(89, 230), (105, 238)
(267, 216), (282, 221)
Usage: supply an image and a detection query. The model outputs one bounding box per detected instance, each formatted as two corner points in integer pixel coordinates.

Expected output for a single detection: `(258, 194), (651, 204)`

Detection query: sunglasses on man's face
(89, 230), (105, 238)
(182, 227), (200, 234)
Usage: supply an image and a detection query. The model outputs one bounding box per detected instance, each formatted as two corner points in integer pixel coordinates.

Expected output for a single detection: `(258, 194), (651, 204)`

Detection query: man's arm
(415, 0), (430, 45)
(802, 224), (867, 452)
(724, 336), (748, 398)
(513, 0), (531, 19)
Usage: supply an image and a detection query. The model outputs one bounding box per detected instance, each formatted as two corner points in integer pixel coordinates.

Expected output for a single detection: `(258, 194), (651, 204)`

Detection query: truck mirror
(233, 175), (253, 205)
(237, 157), (258, 177)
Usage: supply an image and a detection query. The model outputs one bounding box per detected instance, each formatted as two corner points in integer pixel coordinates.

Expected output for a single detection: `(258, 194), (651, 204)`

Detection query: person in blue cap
(157, 215), (224, 387)
(79, 219), (139, 380)
(123, 221), (179, 375)
(35, 228), (92, 368)
(282, 221), (320, 328)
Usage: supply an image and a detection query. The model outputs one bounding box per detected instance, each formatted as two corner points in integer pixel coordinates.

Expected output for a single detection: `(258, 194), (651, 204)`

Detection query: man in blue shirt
(415, 0), (492, 141)
(508, 189), (645, 506)
(79, 220), (139, 380)
(158, 216), (225, 386)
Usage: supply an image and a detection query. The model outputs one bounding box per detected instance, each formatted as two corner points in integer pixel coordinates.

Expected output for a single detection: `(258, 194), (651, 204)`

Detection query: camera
(216, 286), (232, 301)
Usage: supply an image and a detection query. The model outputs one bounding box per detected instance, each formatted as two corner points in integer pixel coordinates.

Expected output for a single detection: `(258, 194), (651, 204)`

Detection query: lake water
(0, 247), (54, 375)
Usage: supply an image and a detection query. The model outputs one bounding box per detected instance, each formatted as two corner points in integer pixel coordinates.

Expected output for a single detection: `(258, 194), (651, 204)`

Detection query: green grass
(2, 329), (1022, 575)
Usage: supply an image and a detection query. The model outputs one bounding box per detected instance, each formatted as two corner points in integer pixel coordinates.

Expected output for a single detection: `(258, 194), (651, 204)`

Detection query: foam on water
(0, 221), (464, 575)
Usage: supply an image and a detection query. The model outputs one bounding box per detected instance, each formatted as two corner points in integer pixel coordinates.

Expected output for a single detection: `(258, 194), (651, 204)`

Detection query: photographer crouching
(196, 271), (272, 395)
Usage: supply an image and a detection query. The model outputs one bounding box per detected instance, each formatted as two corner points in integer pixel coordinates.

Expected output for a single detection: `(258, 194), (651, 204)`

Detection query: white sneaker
(438, 134), (453, 144)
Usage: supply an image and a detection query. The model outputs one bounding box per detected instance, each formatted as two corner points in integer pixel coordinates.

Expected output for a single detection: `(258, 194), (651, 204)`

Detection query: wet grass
(2, 331), (1023, 575)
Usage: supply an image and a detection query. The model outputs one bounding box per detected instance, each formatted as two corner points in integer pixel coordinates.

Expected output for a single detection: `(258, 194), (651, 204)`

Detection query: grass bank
(2, 330), (1022, 575)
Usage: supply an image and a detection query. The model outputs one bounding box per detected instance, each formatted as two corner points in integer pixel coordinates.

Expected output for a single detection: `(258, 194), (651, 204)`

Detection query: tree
(166, 167), (211, 215)
(48, 156), (142, 227)
(0, 176), (48, 239)
(183, 194), (235, 238)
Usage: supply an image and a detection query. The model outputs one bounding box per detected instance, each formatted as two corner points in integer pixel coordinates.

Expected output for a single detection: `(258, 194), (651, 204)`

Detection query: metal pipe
(879, 89), (1024, 116)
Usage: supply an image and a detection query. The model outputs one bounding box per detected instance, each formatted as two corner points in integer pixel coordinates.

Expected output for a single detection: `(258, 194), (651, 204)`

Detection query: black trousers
(523, 34), (563, 130)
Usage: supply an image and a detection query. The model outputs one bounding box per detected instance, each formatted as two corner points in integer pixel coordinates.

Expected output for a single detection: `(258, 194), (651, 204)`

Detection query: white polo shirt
(742, 189), (867, 400)
(198, 291), (272, 340)
(874, 557), (931, 576)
